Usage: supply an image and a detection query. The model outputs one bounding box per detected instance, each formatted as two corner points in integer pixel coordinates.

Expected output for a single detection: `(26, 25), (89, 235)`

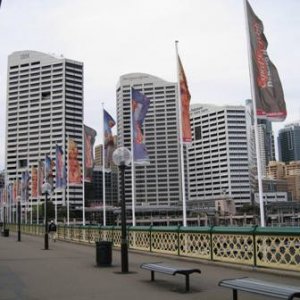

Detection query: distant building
(94, 145), (103, 166)
(245, 99), (275, 178)
(94, 136), (117, 167)
(278, 122), (300, 163)
(85, 166), (118, 207)
(267, 161), (286, 180)
(285, 161), (300, 201)
(188, 103), (251, 209)
(267, 160), (300, 201)
(5, 50), (84, 211)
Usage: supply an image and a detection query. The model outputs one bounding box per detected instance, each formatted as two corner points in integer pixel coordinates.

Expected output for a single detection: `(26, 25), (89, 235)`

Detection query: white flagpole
(55, 191), (57, 224)
(67, 138), (70, 225)
(175, 41), (187, 227)
(243, 0), (265, 227)
(130, 87), (136, 226)
(82, 127), (86, 226)
(102, 103), (107, 226)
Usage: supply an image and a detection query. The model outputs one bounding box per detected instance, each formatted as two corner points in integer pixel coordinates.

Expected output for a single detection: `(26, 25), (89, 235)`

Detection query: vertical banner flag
(68, 139), (82, 185)
(37, 160), (44, 196)
(246, 0), (287, 121)
(31, 166), (38, 198)
(8, 183), (13, 205)
(103, 109), (115, 169)
(131, 87), (151, 165)
(84, 125), (97, 182)
(45, 155), (54, 190)
(21, 171), (30, 202)
(56, 145), (66, 189)
(177, 54), (192, 142)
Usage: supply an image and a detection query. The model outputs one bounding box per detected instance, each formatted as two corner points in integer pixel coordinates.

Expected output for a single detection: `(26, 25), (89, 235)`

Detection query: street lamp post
(42, 183), (52, 250)
(112, 147), (131, 274)
(17, 197), (21, 242)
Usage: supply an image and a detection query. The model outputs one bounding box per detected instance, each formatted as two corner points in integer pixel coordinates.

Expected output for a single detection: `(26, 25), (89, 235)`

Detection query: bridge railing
(7, 224), (300, 272)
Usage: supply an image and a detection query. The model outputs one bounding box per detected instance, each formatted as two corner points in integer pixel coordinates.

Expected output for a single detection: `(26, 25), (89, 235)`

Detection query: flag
(84, 125), (97, 182)
(246, 0), (287, 121)
(68, 139), (82, 185)
(131, 87), (151, 165)
(56, 145), (66, 189)
(103, 109), (116, 169)
(13, 179), (18, 202)
(21, 171), (30, 203)
(31, 166), (38, 198)
(8, 184), (13, 205)
(37, 160), (44, 196)
(177, 54), (192, 143)
(45, 155), (54, 190)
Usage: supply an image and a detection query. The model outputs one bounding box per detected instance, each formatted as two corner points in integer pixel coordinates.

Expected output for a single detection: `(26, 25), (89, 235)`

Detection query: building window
(195, 126), (202, 140)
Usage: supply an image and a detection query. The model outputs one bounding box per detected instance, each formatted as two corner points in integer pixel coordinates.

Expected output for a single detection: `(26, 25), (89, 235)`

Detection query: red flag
(178, 54), (192, 142)
(246, 0), (287, 121)
(68, 139), (82, 185)
(84, 125), (97, 182)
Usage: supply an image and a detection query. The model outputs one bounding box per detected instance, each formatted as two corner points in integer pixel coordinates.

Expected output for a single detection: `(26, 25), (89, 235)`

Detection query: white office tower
(188, 103), (251, 209)
(5, 51), (84, 216)
(116, 73), (182, 211)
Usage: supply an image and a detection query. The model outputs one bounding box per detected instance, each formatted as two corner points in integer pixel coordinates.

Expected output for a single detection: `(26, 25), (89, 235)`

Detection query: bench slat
(219, 278), (300, 299)
(140, 263), (201, 276)
(140, 263), (201, 292)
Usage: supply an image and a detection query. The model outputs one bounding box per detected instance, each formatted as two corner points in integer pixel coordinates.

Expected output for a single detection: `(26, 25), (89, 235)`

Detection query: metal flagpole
(243, 0), (265, 227)
(130, 87), (136, 226)
(67, 137), (70, 225)
(175, 41), (187, 227)
(82, 126), (86, 226)
(102, 103), (107, 226)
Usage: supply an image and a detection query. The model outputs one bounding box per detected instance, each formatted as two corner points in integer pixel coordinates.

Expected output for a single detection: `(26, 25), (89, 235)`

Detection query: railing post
(177, 225), (181, 256)
(253, 225), (258, 267)
(210, 226), (214, 261)
(149, 225), (152, 252)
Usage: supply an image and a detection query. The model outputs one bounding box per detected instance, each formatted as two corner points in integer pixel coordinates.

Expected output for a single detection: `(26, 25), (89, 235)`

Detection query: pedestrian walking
(48, 220), (57, 242)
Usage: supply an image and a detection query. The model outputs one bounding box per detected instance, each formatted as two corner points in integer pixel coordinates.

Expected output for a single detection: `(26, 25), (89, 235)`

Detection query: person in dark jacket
(48, 220), (57, 242)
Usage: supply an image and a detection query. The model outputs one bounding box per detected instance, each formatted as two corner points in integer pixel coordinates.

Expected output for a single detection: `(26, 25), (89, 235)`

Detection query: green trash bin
(96, 241), (112, 267)
(3, 229), (9, 237)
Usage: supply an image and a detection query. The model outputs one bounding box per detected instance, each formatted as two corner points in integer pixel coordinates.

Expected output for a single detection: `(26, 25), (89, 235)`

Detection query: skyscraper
(5, 50), (84, 214)
(116, 73), (181, 209)
(188, 103), (251, 209)
(245, 99), (275, 178)
(278, 122), (300, 163)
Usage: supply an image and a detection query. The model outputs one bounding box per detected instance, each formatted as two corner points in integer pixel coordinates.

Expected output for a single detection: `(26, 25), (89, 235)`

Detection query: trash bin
(3, 229), (9, 237)
(96, 241), (112, 267)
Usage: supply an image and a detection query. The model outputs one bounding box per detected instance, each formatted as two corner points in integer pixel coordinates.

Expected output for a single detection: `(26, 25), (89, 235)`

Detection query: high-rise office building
(5, 50), (84, 212)
(116, 73), (181, 209)
(188, 103), (251, 208)
(245, 99), (275, 178)
(278, 122), (300, 163)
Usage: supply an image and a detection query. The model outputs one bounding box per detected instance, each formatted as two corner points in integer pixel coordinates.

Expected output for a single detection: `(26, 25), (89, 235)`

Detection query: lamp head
(112, 147), (131, 167)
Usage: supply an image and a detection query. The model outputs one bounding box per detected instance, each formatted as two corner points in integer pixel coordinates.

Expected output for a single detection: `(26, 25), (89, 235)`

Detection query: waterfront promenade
(1, 233), (300, 300)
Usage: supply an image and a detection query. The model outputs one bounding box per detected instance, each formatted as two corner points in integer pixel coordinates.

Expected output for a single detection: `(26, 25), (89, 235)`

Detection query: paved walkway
(1, 232), (300, 300)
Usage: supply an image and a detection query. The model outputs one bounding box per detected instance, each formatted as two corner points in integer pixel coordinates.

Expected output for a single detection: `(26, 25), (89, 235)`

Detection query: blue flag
(131, 88), (151, 165)
(56, 145), (66, 190)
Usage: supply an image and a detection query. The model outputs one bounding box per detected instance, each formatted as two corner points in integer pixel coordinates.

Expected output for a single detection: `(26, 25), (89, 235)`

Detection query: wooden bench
(219, 277), (300, 300)
(140, 262), (201, 292)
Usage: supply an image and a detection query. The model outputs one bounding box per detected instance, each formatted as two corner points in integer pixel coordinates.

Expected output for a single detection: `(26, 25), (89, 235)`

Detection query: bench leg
(233, 289), (238, 300)
(151, 271), (155, 281)
(185, 275), (190, 292)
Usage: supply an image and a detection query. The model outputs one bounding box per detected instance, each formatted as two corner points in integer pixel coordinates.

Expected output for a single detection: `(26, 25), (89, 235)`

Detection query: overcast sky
(0, 0), (299, 170)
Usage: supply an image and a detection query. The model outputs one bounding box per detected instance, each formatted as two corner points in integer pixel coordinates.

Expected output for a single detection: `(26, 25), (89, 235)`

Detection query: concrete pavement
(1, 232), (300, 300)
